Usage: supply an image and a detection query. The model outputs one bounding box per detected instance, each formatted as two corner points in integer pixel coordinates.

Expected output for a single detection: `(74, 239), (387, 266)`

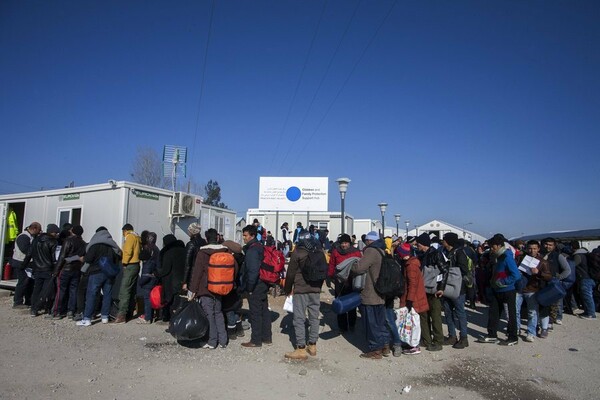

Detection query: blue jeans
(443, 294), (468, 338)
(515, 293), (523, 332)
(385, 307), (401, 346)
(140, 287), (153, 322)
(523, 292), (549, 335)
(84, 272), (113, 320)
(580, 279), (597, 318)
(360, 304), (390, 352)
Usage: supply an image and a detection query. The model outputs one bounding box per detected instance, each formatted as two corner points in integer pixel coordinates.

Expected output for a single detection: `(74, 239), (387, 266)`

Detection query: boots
(359, 350), (383, 360)
(227, 327), (238, 340)
(306, 342), (317, 356)
(453, 336), (469, 349)
(443, 335), (458, 346)
(285, 346), (308, 361)
(113, 313), (127, 324)
(382, 344), (391, 357)
(236, 321), (245, 338)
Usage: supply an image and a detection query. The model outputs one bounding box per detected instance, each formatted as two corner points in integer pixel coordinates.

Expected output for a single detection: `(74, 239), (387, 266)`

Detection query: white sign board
(259, 177), (328, 211)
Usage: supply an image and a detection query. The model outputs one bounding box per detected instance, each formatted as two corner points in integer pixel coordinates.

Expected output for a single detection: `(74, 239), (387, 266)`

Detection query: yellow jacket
(5, 210), (18, 244)
(122, 230), (141, 265)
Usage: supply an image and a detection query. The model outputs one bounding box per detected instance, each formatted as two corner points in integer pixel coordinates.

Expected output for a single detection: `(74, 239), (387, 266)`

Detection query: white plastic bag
(283, 295), (294, 313)
(398, 308), (421, 347)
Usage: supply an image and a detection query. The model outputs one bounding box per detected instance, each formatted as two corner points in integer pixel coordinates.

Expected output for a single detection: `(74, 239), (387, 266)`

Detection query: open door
(0, 202), (7, 280)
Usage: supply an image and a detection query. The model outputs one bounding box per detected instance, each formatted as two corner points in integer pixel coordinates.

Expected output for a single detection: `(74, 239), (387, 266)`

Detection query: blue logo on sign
(286, 186), (301, 202)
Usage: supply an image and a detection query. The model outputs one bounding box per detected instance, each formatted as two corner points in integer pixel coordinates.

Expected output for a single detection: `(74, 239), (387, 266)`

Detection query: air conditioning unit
(172, 192), (197, 217)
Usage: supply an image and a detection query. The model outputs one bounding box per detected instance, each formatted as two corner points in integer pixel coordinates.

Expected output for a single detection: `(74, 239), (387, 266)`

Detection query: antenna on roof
(162, 145), (187, 192)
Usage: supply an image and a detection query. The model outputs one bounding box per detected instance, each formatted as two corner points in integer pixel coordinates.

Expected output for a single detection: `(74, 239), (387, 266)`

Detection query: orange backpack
(207, 252), (236, 295)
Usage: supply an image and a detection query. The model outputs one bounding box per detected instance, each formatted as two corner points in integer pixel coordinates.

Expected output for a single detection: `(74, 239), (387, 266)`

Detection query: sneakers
(101, 317), (109, 324)
(554, 319), (563, 325)
(262, 340), (273, 346)
(498, 338), (518, 346)
(402, 346), (421, 355)
(524, 334), (535, 343)
(202, 344), (216, 349)
(577, 314), (597, 320)
(73, 313), (83, 321)
(136, 318), (150, 324)
(235, 321), (245, 338)
(426, 344), (443, 352)
(285, 346), (308, 361)
(241, 342), (262, 348)
(539, 329), (548, 339)
(66, 311), (74, 320)
(359, 350), (383, 360)
(476, 336), (499, 344)
(52, 314), (65, 320)
(392, 345), (403, 357)
(382, 344), (391, 357)
(443, 335), (458, 346)
(76, 319), (91, 327)
(453, 337), (469, 349)
(13, 304), (28, 310)
(306, 343), (317, 357)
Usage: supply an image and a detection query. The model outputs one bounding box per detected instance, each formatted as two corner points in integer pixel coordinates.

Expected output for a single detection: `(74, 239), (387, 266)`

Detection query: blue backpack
(99, 256), (120, 278)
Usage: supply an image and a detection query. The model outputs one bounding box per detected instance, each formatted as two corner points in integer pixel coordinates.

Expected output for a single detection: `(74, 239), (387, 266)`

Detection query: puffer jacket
(284, 246), (323, 295)
(399, 256), (429, 313)
(24, 234), (58, 273)
(328, 243), (362, 278)
(352, 239), (386, 306)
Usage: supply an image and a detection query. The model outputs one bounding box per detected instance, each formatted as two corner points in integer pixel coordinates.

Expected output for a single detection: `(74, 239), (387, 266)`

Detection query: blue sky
(1, 1), (599, 238)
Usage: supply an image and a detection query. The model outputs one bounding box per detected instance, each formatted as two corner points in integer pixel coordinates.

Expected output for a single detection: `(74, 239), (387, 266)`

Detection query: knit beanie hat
(443, 232), (459, 248)
(416, 232), (431, 247)
(396, 243), (411, 258)
(72, 225), (84, 236)
(365, 231), (379, 241)
(339, 234), (352, 244)
(46, 224), (60, 234)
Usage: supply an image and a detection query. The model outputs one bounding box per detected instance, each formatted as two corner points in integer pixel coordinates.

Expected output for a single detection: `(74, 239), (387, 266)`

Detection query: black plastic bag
(168, 300), (209, 341)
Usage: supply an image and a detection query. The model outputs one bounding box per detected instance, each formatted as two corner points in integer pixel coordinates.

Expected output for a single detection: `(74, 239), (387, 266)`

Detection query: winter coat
(328, 244), (362, 278)
(517, 253), (552, 293)
(284, 247), (323, 295)
(240, 238), (263, 293)
(490, 248), (521, 293)
(83, 230), (122, 276)
(183, 234), (208, 285)
(399, 256), (429, 313)
(55, 235), (87, 274)
(122, 230), (141, 265)
(351, 239), (386, 306)
(24, 234), (58, 273)
(156, 239), (186, 301)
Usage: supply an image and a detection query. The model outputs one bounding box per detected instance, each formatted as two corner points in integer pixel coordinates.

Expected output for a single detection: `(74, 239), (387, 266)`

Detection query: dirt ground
(1, 288), (598, 400)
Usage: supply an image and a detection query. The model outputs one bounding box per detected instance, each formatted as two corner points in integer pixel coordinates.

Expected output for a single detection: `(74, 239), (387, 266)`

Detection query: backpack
(257, 244), (285, 285)
(371, 249), (404, 298)
(99, 255), (120, 279)
(207, 252), (236, 295)
(587, 251), (600, 281)
(459, 248), (475, 289)
(301, 250), (328, 283)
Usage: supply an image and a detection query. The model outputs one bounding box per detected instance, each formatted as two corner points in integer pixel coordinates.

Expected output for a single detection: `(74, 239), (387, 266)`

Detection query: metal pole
(341, 193), (346, 234)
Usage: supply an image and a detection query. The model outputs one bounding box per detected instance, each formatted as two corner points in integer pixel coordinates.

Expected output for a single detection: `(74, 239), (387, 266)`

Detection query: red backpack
(253, 243), (285, 285)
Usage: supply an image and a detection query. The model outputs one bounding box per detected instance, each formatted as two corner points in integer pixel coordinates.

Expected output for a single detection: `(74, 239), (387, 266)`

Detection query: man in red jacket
(328, 234), (362, 332)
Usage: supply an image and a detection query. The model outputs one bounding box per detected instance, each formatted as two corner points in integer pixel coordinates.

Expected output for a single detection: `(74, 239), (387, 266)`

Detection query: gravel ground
(1, 288), (598, 400)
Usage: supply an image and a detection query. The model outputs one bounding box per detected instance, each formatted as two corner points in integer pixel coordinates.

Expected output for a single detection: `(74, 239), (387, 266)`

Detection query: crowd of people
(8, 219), (600, 360)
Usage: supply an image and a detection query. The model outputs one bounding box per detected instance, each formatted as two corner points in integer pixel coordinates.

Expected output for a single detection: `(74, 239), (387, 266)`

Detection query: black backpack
(587, 251), (600, 281)
(301, 250), (328, 283)
(371, 249), (405, 297)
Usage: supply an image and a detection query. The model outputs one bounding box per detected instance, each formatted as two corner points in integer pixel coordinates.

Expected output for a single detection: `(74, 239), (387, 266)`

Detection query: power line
(0, 178), (43, 191)
(268, 0), (330, 172)
(288, 0), (399, 172)
(189, 0), (217, 183)
(276, 0), (363, 175)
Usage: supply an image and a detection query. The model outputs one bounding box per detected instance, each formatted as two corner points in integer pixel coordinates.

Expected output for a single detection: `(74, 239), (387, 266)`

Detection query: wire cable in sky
(189, 0), (217, 185)
(268, 0), (329, 172)
(276, 0), (362, 175)
(287, 0), (399, 173)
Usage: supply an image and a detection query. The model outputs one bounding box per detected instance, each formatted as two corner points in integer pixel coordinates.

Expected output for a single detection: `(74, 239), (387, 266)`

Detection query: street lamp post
(336, 178), (351, 235)
(405, 220), (410, 238)
(378, 203), (388, 238)
(462, 222), (473, 238)
(394, 214), (401, 236)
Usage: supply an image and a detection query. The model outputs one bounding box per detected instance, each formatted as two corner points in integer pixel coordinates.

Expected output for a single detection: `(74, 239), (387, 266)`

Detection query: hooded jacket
(490, 247), (521, 293)
(352, 239), (386, 306)
(240, 238), (263, 293)
(183, 234), (208, 285)
(156, 235), (186, 301)
(573, 248), (590, 281)
(83, 230), (122, 276)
